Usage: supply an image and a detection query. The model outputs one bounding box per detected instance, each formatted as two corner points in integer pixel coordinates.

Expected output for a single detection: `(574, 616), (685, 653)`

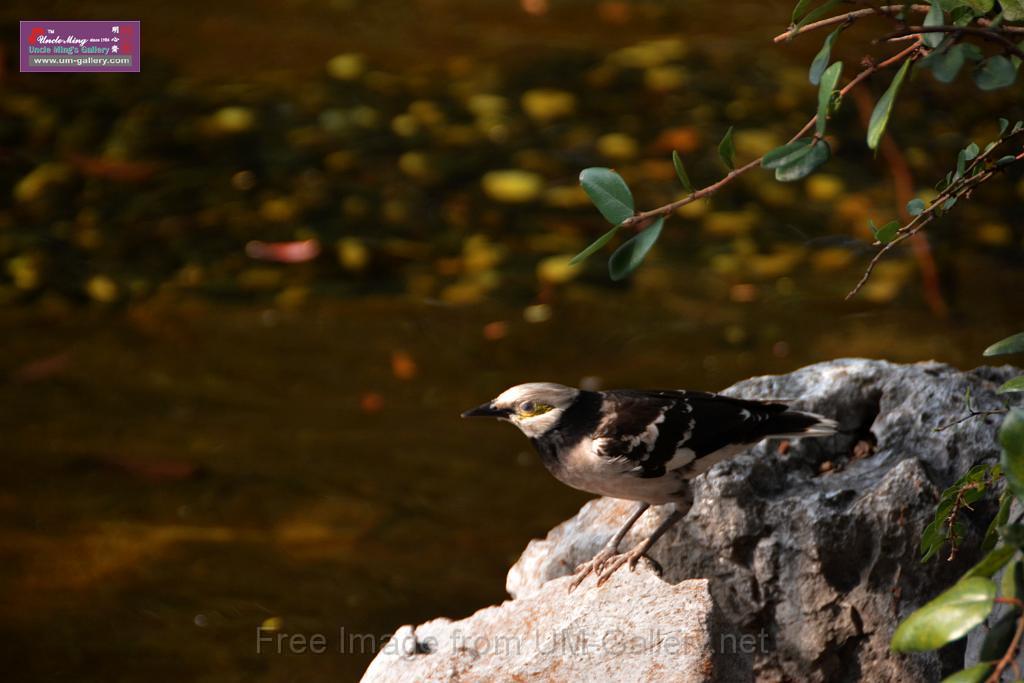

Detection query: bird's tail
(763, 409), (838, 439)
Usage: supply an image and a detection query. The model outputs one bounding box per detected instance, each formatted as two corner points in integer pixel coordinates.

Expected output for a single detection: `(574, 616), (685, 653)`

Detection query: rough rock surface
(366, 359), (1021, 682)
(362, 573), (750, 683)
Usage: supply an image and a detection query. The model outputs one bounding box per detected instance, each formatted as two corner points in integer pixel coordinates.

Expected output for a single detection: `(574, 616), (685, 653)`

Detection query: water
(2, 0), (1023, 680)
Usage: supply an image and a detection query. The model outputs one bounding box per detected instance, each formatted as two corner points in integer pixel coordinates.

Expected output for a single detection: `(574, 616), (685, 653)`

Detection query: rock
(362, 573), (751, 683)
(363, 359), (1021, 682)
(508, 359), (1021, 682)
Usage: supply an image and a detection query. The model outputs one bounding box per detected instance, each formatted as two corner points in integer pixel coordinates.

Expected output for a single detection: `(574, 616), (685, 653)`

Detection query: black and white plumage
(463, 382), (837, 588)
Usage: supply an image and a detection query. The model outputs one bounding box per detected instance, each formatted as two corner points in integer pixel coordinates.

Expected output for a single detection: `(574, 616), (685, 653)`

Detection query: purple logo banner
(20, 20), (140, 73)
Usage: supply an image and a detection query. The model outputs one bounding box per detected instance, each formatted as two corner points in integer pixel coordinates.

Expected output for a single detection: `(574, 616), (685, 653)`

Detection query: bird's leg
(567, 502), (649, 592)
(595, 508), (684, 587)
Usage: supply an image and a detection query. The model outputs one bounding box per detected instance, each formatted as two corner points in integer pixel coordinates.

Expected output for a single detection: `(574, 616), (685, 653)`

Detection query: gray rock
(362, 573), (751, 683)
(365, 359), (1020, 682)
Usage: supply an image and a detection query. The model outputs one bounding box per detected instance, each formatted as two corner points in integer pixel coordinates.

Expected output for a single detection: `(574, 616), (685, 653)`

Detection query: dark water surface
(2, 0), (1024, 680)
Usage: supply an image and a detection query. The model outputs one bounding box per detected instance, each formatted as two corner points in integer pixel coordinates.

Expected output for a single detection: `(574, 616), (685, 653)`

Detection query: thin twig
(846, 145), (1024, 299)
(986, 601), (1024, 683)
(619, 41), (924, 231)
(773, 4), (1024, 42)
(880, 26), (1024, 61)
(773, 4), (931, 43)
(935, 408), (1009, 432)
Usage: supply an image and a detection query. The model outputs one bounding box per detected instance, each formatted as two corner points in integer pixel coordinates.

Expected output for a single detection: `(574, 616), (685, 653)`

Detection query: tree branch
(773, 4), (1024, 43)
(880, 25), (1024, 61)
(846, 143), (1024, 299)
(619, 41), (923, 231)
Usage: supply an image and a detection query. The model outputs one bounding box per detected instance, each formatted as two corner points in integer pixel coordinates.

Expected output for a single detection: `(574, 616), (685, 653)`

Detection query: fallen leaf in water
(69, 155), (159, 182)
(391, 351), (417, 380)
(245, 239), (321, 263)
(360, 392), (385, 414)
(483, 321), (508, 340)
(11, 351), (72, 383)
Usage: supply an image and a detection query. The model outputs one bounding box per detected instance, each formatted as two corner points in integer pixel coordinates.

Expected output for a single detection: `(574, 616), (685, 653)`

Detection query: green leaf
(940, 662), (994, 683)
(890, 576), (997, 651)
(963, 544), (1018, 579)
(1002, 558), (1024, 600)
(964, 142), (980, 160)
(870, 219), (900, 244)
(579, 167), (635, 226)
(907, 198), (926, 216)
(868, 60), (912, 149)
(983, 492), (1014, 552)
(569, 225), (621, 265)
(952, 0), (995, 11)
(928, 44), (968, 83)
(985, 332), (1024, 356)
(792, 0), (815, 23)
(762, 139), (813, 169)
(975, 55), (1018, 91)
(1000, 117), (1010, 135)
(979, 609), (1020, 664)
(809, 26), (844, 85)
(996, 155), (1020, 167)
(608, 217), (664, 281)
(921, 517), (947, 562)
(1003, 523), (1024, 548)
(794, 0), (841, 30)
(775, 140), (831, 181)
(924, 2), (946, 49)
(999, 377), (1024, 394)
(1003, 0), (1024, 21)
(1000, 408), (1024, 502)
(672, 150), (693, 194)
(718, 127), (735, 171)
(817, 61), (843, 136)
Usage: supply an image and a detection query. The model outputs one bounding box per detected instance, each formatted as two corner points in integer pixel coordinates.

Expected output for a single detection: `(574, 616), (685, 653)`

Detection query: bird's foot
(594, 545), (662, 588)
(567, 545), (619, 592)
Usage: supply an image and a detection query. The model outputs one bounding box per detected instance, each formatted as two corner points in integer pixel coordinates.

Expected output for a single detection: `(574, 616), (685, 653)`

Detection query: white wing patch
(666, 416), (697, 470)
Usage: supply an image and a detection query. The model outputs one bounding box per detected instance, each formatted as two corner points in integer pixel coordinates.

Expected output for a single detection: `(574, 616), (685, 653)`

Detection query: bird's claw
(569, 546), (662, 591)
(567, 545), (619, 592)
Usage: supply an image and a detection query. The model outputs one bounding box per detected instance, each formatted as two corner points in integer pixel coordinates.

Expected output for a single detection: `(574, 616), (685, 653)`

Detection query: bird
(462, 382), (837, 590)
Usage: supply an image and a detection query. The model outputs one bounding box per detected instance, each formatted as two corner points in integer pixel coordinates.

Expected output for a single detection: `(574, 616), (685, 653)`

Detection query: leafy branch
(846, 125), (1024, 299)
(572, 0), (1024, 288)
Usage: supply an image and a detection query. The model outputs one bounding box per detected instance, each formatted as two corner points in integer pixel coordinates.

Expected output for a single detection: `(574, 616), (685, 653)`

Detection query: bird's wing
(592, 390), (798, 478)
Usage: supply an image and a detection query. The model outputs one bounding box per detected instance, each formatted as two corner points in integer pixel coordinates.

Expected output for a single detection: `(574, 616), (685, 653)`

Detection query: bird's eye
(519, 400), (535, 414)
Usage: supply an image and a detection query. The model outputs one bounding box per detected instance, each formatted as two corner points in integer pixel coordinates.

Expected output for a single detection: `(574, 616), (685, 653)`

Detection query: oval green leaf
(925, 44), (967, 83)
(776, 140), (831, 181)
(890, 576), (996, 652)
(940, 662), (993, 683)
(985, 332), (1024, 356)
(868, 59), (912, 150)
(817, 61), (843, 137)
(809, 26), (844, 85)
(672, 150), (693, 194)
(608, 217), (664, 281)
(962, 544), (1017, 579)
(907, 198), (926, 216)
(974, 55), (1018, 91)
(870, 219), (900, 244)
(718, 127), (735, 171)
(998, 377), (1024, 394)
(580, 167), (635, 226)
(569, 225), (621, 265)
(762, 139), (813, 169)
(1000, 408), (1024, 502)
(923, 2), (945, 49)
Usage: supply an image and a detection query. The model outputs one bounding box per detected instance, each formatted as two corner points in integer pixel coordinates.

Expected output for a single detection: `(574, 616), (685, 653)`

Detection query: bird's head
(462, 382), (579, 438)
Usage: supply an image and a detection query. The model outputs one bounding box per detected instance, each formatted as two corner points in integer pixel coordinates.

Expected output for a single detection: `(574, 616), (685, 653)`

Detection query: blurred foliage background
(1, 0), (1023, 680)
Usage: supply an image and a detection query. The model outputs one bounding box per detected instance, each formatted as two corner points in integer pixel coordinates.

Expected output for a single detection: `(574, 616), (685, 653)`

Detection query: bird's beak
(461, 402), (510, 418)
